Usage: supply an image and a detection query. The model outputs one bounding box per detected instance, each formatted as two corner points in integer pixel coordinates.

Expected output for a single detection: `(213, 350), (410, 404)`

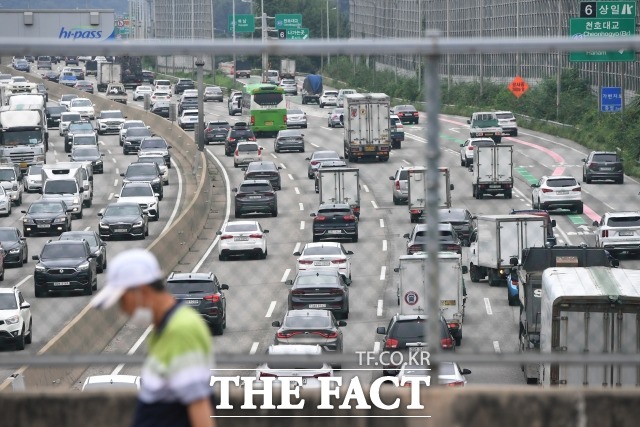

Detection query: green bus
(242, 83), (287, 136)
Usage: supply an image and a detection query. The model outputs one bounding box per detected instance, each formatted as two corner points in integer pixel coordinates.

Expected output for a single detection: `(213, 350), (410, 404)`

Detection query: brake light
(291, 289), (306, 295)
(220, 235), (233, 240)
(395, 181), (400, 190)
(249, 136), (256, 141)
(329, 288), (344, 295)
(410, 209), (421, 214)
(228, 137), (236, 142)
(298, 260), (314, 265)
(259, 373), (277, 379)
(250, 116), (255, 125)
(446, 381), (465, 387)
(204, 294), (220, 303)
(468, 146), (474, 150)
(331, 258), (346, 264)
(284, 115), (287, 123)
(258, 147), (262, 155)
(413, 112), (418, 116)
(572, 187), (581, 192)
(234, 149), (239, 156)
(441, 337), (454, 349)
(343, 214), (356, 221)
(314, 331), (338, 339)
(445, 244), (460, 251)
(314, 215), (327, 221)
(447, 322), (459, 330)
(541, 188), (553, 193)
(249, 233), (263, 239)
(385, 338), (399, 349)
(602, 230), (609, 238)
(311, 160), (320, 166)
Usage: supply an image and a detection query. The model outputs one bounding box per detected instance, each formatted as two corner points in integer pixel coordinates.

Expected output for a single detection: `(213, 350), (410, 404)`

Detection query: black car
(45, 105), (68, 128)
(376, 313), (455, 375)
(286, 271), (350, 319)
(43, 70), (60, 83)
(123, 127), (153, 155)
(225, 122), (256, 156)
(404, 223), (462, 255)
(166, 272), (229, 335)
(178, 96), (198, 114)
(0, 227), (28, 267)
(121, 162), (163, 199)
(242, 161), (282, 191)
(582, 151), (624, 184)
(151, 101), (171, 118)
(139, 136), (172, 167)
(174, 78), (195, 94)
(274, 129), (305, 153)
(65, 56), (79, 65)
(69, 146), (104, 173)
(64, 121), (95, 152)
(59, 230), (107, 273)
(36, 84), (49, 102)
(233, 180), (277, 218)
(21, 200), (72, 237)
(32, 240), (97, 297)
(391, 104), (419, 124)
(439, 208), (475, 246)
(97, 202), (149, 240)
(311, 203), (358, 243)
(204, 120), (231, 144)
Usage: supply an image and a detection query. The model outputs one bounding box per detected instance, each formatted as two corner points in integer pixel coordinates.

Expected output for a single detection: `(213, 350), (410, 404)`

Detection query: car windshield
(592, 154), (618, 162)
(606, 216), (640, 227)
(127, 128), (152, 137)
(0, 294), (17, 310)
(546, 178), (577, 187)
(105, 205), (140, 216)
(126, 164), (156, 176)
(253, 93), (283, 106)
(121, 186), (153, 197)
(495, 113), (514, 120)
(0, 170), (16, 181)
(28, 166), (42, 176)
(225, 223), (258, 233)
(44, 180), (77, 194)
(72, 99), (92, 107)
(60, 233), (98, 246)
(295, 274), (339, 287)
(239, 183), (271, 193)
(47, 106), (66, 114)
(313, 152), (340, 161)
(166, 280), (215, 294)
(41, 244), (86, 259)
(0, 229), (17, 240)
(287, 109), (303, 115)
(303, 246), (342, 256)
(141, 139), (167, 149)
(69, 123), (93, 132)
(283, 315), (331, 329)
(74, 136), (96, 145)
(101, 112), (123, 119)
(391, 320), (425, 339)
(29, 203), (64, 214)
(137, 86), (153, 92)
(73, 148), (100, 157)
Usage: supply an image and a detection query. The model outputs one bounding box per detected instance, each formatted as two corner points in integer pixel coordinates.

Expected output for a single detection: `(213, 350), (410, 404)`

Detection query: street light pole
(326, 0), (330, 65)
(233, 0), (237, 88)
(196, 57), (205, 152)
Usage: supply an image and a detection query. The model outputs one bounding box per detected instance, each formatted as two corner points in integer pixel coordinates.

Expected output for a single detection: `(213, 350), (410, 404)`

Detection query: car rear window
(295, 275), (340, 287)
(390, 320), (425, 338)
(225, 223), (258, 233)
(238, 144), (259, 152)
(166, 280), (215, 294)
(302, 246), (342, 256)
(546, 178), (578, 187)
(231, 130), (254, 138)
(127, 128), (152, 137)
(239, 183), (272, 193)
(606, 216), (640, 227)
(284, 315), (331, 329)
(313, 152), (340, 160)
(495, 113), (514, 120)
(318, 208), (350, 216)
(471, 140), (495, 147)
(592, 154), (619, 162)
(414, 230), (455, 241)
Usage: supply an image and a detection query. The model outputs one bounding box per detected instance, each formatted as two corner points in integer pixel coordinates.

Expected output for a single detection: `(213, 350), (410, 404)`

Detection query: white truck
(407, 166), (454, 223)
(471, 144), (514, 199)
(394, 253), (468, 346)
(469, 214), (547, 286)
(318, 167), (360, 218)
(467, 111), (503, 143)
(343, 93), (391, 163)
(1, 82), (39, 105)
(0, 110), (47, 173)
(539, 267), (640, 387)
(97, 62), (122, 92)
(41, 164), (85, 218)
(280, 59), (296, 80)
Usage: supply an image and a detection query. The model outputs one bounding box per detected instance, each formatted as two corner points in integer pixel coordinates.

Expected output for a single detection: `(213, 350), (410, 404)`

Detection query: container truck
(118, 56), (143, 90)
(394, 252), (467, 346)
(318, 167), (360, 217)
(468, 214), (546, 286)
(472, 144), (514, 199)
(407, 167), (454, 223)
(234, 59), (252, 78)
(280, 59), (296, 79)
(539, 267), (640, 387)
(96, 62), (122, 92)
(513, 246), (616, 384)
(343, 93), (391, 162)
(301, 75), (323, 104)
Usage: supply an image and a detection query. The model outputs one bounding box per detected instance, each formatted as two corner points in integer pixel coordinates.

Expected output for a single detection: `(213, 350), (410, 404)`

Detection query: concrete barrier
(0, 66), (214, 390)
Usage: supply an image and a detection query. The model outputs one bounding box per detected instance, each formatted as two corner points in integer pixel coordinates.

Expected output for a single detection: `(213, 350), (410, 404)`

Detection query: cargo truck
(343, 93), (391, 162)
(96, 62), (122, 92)
(539, 267), (640, 387)
(318, 167), (360, 218)
(280, 59), (296, 80)
(471, 144), (514, 199)
(234, 59), (252, 78)
(301, 75), (323, 104)
(468, 111), (503, 143)
(468, 214), (546, 286)
(407, 167), (454, 223)
(513, 246), (616, 384)
(394, 252), (467, 346)
(118, 56), (143, 90)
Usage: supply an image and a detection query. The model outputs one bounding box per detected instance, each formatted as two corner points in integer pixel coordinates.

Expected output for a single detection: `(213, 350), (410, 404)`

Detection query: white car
(459, 137), (495, 167)
(82, 375), (141, 391)
(593, 211), (640, 255)
(495, 110), (518, 136)
(216, 220), (269, 260)
(182, 89), (198, 97)
(319, 90), (338, 108)
(151, 90), (171, 104)
(133, 85), (153, 101)
(0, 186), (11, 216)
(24, 164), (43, 193)
(0, 73), (13, 86)
(59, 94), (79, 110)
(336, 89), (357, 107)
(254, 345), (333, 390)
(280, 79), (298, 95)
(154, 79), (172, 91)
(286, 108), (307, 128)
(293, 242), (354, 281)
(96, 110), (126, 135)
(178, 109), (199, 130)
(0, 287), (32, 350)
(59, 112), (82, 136)
(116, 182), (160, 221)
(137, 154), (169, 185)
(234, 142), (263, 168)
(397, 362), (470, 387)
(119, 120), (148, 145)
(531, 175), (583, 214)
(69, 98), (95, 120)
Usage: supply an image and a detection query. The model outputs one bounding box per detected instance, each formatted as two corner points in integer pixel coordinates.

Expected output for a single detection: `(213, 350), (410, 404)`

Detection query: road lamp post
(326, 0), (330, 65)
(232, 0), (237, 88)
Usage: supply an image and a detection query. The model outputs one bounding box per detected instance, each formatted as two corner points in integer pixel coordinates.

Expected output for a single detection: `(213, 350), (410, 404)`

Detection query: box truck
(318, 167), (360, 217)
(343, 93), (391, 163)
(407, 167), (453, 223)
(472, 144), (514, 199)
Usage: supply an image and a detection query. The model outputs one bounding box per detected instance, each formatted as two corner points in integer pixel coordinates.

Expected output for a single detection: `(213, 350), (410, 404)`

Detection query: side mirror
(293, 251), (301, 256)
(97, 213), (103, 217)
(271, 321), (281, 327)
(346, 250), (354, 255)
(79, 187), (84, 193)
(339, 156), (344, 160)
(389, 176), (394, 180)
(277, 166), (282, 170)
(337, 320), (347, 327)
(459, 144), (464, 147)
(581, 158), (586, 163)
(310, 213), (316, 217)
(551, 220), (557, 227)
(21, 210), (26, 214)
(215, 231), (222, 235)
(403, 233), (410, 239)
(113, 195), (119, 199)
(231, 188), (237, 192)
(466, 119), (471, 124)
(592, 220), (599, 227)
(611, 259), (620, 268)
(461, 369), (472, 375)
(167, 145), (172, 149)
(531, 183), (539, 188)
(263, 230), (269, 234)
(450, 184), (455, 190)
(120, 173), (125, 177)
(20, 302), (31, 309)
(461, 266), (468, 274)
(285, 279), (293, 286)
(32, 255), (39, 260)
(393, 267), (400, 273)
(220, 284), (229, 290)
(376, 326), (386, 335)
(305, 157), (311, 160)
(89, 253), (98, 258)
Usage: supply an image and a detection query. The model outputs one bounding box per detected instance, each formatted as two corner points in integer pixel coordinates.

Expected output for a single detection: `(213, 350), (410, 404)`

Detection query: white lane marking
(288, 173), (294, 181)
(363, 184), (370, 193)
(379, 219), (385, 228)
(493, 341), (501, 354)
(108, 193), (114, 200)
(111, 325), (153, 375)
(112, 158), (117, 163)
(162, 159), (183, 233)
(293, 242), (301, 254)
(382, 240), (387, 251)
(265, 301), (276, 318)
(484, 298), (493, 315)
(377, 300), (383, 317)
(53, 150), (58, 155)
(107, 149), (112, 155)
(280, 163), (287, 170)
(270, 153), (277, 159)
(402, 159), (410, 165)
(113, 179), (118, 187)
(300, 221), (305, 230)
(115, 168), (119, 175)
(373, 341), (381, 354)
(15, 275), (32, 289)
(192, 149), (231, 273)
(380, 266), (386, 281)
(371, 200), (378, 209)
(98, 140), (104, 145)
(294, 187), (300, 195)
(299, 202), (304, 211)
(84, 226), (91, 231)
(249, 342), (259, 355)
(281, 268), (291, 283)
(449, 128), (460, 133)
(311, 143), (319, 148)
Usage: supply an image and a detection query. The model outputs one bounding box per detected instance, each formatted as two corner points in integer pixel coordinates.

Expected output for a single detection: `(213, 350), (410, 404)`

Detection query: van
(59, 161), (94, 207)
(36, 56), (52, 70)
(41, 164), (85, 216)
(265, 70), (279, 83)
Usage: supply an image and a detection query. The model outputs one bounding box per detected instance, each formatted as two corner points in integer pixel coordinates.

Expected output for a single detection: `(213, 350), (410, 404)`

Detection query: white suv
(494, 110), (518, 136)
(178, 109), (199, 130)
(254, 345), (333, 390)
(319, 90), (338, 108)
(69, 98), (95, 120)
(96, 110), (126, 135)
(531, 175), (583, 214)
(234, 142), (263, 168)
(0, 287), (32, 350)
(593, 212), (640, 255)
(459, 138), (495, 167)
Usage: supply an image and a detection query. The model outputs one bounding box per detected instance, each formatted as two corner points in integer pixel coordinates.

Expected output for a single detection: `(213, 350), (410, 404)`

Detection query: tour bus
(241, 83), (287, 137)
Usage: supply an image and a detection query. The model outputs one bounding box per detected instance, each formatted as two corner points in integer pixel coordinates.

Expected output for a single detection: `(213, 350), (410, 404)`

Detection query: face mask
(130, 290), (153, 327)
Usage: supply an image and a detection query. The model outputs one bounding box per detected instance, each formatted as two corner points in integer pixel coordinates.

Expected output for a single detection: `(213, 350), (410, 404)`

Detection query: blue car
(14, 60), (30, 72)
(506, 268), (519, 307)
(59, 72), (78, 87)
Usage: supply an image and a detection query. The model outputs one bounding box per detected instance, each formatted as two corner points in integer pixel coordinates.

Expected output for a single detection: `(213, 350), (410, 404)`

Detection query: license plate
(265, 121), (273, 126)
(556, 191), (569, 195)
(365, 146), (376, 151)
(234, 236), (249, 241)
(489, 185), (502, 189)
(184, 299), (200, 305)
(441, 300), (456, 306)
(308, 304), (326, 308)
(248, 195), (262, 199)
(600, 167), (613, 171)
(314, 261), (331, 266)
(20, 162), (28, 168)
(327, 230), (342, 234)
(54, 282), (70, 287)
(37, 224), (50, 228)
(619, 231), (634, 236)
(114, 228), (127, 233)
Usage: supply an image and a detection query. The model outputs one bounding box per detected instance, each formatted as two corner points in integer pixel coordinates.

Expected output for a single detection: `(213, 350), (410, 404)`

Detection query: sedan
(204, 86), (224, 102)
(97, 202), (149, 240)
(391, 104), (419, 124)
(286, 109), (307, 128)
(293, 242), (353, 281)
(59, 230), (107, 273)
(327, 108), (344, 128)
(121, 162), (163, 199)
(271, 309), (346, 367)
(21, 200), (72, 237)
(0, 227), (28, 267)
(123, 127), (154, 154)
(216, 220), (269, 261)
(42, 70), (60, 83)
(397, 362), (471, 387)
(151, 101), (171, 118)
(133, 85), (153, 101)
(311, 203), (358, 243)
(69, 146), (104, 174)
(24, 165), (43, 194)
(280, 79), (298, 95)
(306, 150), (342, 179)
(0, 187), (11, 217)
(286, 271), (350, 319)
(274, 129), (305, 153)
(74, 80), (94, 94)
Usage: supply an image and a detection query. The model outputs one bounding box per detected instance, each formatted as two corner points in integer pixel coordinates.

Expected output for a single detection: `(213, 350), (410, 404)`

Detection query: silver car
(389, 167), (413, 205)
(306, 150), (342, 179)
(280, 79), (298, 95)
(398, 362), (471, 387)
(204, 86), (224, 102)
(286, 108), (307, 128)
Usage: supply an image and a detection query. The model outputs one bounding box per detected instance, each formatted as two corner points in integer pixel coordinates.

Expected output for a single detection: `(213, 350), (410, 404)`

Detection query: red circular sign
(404, 291), (419, 306)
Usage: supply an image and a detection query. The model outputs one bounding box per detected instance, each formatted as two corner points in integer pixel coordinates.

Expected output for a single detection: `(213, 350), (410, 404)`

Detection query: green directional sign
(275, 14), (303, 30)
(228, 14), (255, 33)
(286, 27), (309, 40)
(569, 17), (636, 62)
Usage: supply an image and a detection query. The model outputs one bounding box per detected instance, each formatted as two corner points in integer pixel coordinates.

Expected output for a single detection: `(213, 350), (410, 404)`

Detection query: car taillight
(291, 289), (306, 295)
(385, 338), (399, 349)
(441, 337), (454, 349)
(284, 115), (287, 123)
(298, 260), (314, 265)
(410, 209), (421, 214)
(445, 245), (460, 252)
(258, 147), (262, 155)
(446, 381), (465, 387)
(447, 322), (459, 330)
(602, 230), (609, 238)
(204, 294), (220, 303)
(311, 160), (320, 166)
(331, 258), (346, 264)
(228, 137), (235, 142)
(572, 187), (581, 192)
(276, 331), (298, 339)
(468, 146), (474, 150)
(395, 181), (400, 190)
(314, 215), (327, 221)
(343, 214), (356, 221)
(251, 116), (255, 125)
(249, 233), (263, 239)
(413, 112), (418, 116)
(259, 373), (277, 379)
(220, 234), (233, 240)
(234, 149), (239, 156)
(315, 331), (338, 339)
(249, 136), (256, 141)
(541, 188), (553, 193)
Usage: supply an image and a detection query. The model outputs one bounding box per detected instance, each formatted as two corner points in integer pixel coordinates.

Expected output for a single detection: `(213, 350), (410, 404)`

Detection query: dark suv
(166, 272), (229, 335)
(178, 95), (198, 114)
(174, 78), (195, 94)
(121, 162), (164, 199)
(582, 151), (624, 184)
(123, 127), (153, 155)
(233, 180), (278, 218)
(64, 121), (95, 152)
(32, 240), (98, 297)
(204, 120), (231, 144)
(311, 203), (358, 243)
(243, 161), (282, 191)
(225, 122), (256, 156)
(439, 208), (475, 247)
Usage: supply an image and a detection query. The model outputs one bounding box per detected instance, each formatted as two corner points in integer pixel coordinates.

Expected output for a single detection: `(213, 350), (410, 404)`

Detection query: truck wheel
(505, 190), (512, 199)
(469, 265), (481, 283)
(508, 291), (519, 306)
(488, 270), (501, 287)
(455, 334), (462, 347)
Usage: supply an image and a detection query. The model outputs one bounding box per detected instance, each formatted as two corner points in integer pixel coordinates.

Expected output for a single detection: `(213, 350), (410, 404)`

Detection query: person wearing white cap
(91, 248), (215, 427)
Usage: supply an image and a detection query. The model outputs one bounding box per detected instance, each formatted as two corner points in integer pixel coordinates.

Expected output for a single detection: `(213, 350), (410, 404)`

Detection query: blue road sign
(600, 87), (623, 112)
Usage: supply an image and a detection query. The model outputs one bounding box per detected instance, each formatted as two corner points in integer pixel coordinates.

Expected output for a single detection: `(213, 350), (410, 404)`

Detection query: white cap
(91, 249), (163, 310)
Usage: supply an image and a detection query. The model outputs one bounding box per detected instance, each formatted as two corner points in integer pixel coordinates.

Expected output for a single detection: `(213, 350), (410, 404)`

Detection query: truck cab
(468, 111), (503, 143)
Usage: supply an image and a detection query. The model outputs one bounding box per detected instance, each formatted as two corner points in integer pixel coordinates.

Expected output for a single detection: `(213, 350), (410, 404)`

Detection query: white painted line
(493, 341), (501, 354)
(98, 140), (104, 145)
(382, 240), (387, 251)
(281, 268), (291, 283)
(112, 158), (117, 163)
(293, 242), (301, 254)
(280, 163), (287, 170)
(270, 153), (277, 159)
(300, 221), (305, 230)
(288, 173), (294, 181)
(373, 341), (381, 354)
(371, 200), (378, 209)
(14, 275), (32, 289)
(161, 159), (183, 233)
(294, 187), (300, 195)
(113, 179), (118, 187)
(402, 159), (410, 165)
(299, 202), (304, 211)
(377, 299), (383, 317)
(265, 301), (276, 318)
(115, 168), (119, 175)
(108, 193), (114, 200)
(380, 266), (386, 281)
(107, 149), (112, 155)
(311, 143), (319, 148)
(363, 184), (370, 193)
(484, 297), (493, 315)
(450, 128), (460, 133)
(379, 219), (385, 228)
(249, 342), (259, 355)
(84, 226), (91, 231)
(111, 325), (153, 375)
